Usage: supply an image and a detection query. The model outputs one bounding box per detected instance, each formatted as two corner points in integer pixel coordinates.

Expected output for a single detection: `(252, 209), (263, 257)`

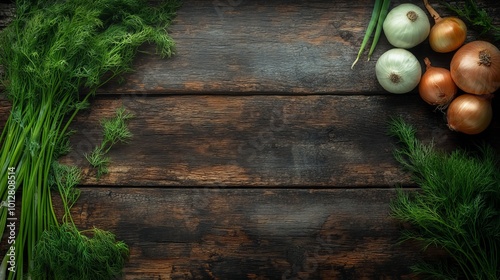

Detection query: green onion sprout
(351, 0), (391, 69)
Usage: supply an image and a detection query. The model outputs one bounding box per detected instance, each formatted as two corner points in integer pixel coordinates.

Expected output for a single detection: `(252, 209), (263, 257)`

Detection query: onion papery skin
(446, 94), (493, 135)
(376, 48), (422, 94)
(429, 17), (467, 53)
(450, 41), (500, 95)
(419, 58), (457, 106)
(383, 3), (430, 49)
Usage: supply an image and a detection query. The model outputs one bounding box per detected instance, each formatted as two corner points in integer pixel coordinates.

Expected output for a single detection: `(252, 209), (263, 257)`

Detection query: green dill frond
(48, 161), (82, 223)
(86, 106), (134, 179)
(52, 130), (75, 158)
(102, 106), (134, 146)
(85, 146), (110, 179)
(389, 117), (500, 280)
(32, 223), (129, 280)
(50, 162), (81, 191)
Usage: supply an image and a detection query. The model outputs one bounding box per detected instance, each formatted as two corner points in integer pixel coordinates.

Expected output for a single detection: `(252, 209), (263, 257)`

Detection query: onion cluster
(419, 40), (499, 135)
(445, 41), (499, 134)
(375, 0), (499, 135)
(418, 40), (500, 135)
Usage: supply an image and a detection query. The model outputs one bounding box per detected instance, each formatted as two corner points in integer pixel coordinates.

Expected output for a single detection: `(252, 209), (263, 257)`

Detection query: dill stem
(0, 89), (72, 280)
(445, 232), (478, 279)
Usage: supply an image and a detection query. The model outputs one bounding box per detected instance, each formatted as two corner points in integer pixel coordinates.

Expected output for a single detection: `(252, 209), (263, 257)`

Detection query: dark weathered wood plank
(0, 98), (10, 131)
(114, 0), (379, 94)
(104, 0), (387, 94)
(65, 187), (425, 280)
(0, 3), (14, 29)
(58, 94), (500, 187)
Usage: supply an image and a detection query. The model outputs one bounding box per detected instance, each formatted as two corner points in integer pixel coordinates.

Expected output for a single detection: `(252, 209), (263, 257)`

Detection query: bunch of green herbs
(0, 0), (180, 279)
(32, 223), (129, 280)
(33, 159), (129, 280)
(389, 118), (500, 280)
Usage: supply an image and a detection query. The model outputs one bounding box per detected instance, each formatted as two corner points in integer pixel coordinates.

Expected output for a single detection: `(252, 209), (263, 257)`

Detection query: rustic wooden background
(1, 0), (499, 279)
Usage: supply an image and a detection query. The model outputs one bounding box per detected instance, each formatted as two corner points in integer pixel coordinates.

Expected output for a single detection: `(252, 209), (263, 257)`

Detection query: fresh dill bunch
(441, 0), (500, 41)
(86, 106), (134, 178)
(43, 163), (128, 280)
(0, 0), (180, 278)
(32, 223), (129, 280)
(389, 117), (500, 280)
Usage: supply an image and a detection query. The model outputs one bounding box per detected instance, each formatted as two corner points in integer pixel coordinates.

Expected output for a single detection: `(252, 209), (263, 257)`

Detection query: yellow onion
(450, 41), (500, 95)
(424, 0), (467, 53)
(419, 57), (457, 106)
(446, 94), (493, 135)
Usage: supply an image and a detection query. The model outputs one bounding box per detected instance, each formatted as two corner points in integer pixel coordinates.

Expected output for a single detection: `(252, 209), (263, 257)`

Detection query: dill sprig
(389, 118), (500, 280)
(32, 223), (129, 280)
(39, 161), (129, 280)
(442, 0), (500, 41)
(86, 106), (134, 178)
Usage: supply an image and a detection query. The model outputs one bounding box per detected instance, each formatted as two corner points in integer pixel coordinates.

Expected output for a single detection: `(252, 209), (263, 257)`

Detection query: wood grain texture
(59, 94), (499, 187)
(98, 0), (500, 95)
(65, 187), (425, 280)
(102, 0), (375, 94)
(0, 3), (14, 29)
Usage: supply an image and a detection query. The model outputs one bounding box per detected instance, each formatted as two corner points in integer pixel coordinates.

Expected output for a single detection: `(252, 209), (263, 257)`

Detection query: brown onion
(446, 94), (493, 135)
(450, 41), (500, 95)
(424, 0), (467, 53)
(419, 57), (457, 106)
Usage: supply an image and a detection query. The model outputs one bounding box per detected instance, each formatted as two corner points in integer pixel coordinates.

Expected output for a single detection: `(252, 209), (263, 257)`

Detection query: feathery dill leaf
(389, 117), (500, 280)
(48, 161), (82, 223)
(32, 223), (129, 280)
(86, 106), (134, 179)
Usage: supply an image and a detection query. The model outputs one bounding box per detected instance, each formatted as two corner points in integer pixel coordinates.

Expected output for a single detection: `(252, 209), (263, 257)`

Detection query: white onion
(376, 48), (422, 94)
(383, 3), (430, 49)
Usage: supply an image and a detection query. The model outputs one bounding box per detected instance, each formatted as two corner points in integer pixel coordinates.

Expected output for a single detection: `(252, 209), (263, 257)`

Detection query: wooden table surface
(1, 0), (499, 279)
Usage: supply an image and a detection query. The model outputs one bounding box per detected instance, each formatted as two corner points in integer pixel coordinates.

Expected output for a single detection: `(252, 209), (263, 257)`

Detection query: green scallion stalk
(351, 0), (391, 68)
(351, 0), (383, 69)
(0, 0), (180, 279)
(367, 0), (391, 61)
